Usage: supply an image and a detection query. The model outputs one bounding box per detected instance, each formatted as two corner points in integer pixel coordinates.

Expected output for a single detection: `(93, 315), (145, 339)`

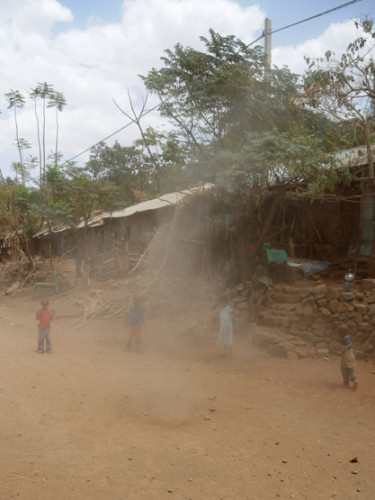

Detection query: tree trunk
(250, 194), (283, 268)
(364, 119), (374, 178)
(359, 124), (374, 276)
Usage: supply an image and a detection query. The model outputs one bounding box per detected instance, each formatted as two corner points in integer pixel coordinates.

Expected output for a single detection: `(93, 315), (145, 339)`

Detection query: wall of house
(123, 207), (174, 254)
(268, 196), (360, 261)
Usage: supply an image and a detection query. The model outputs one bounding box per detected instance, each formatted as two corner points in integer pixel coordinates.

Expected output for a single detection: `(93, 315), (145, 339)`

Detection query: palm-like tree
(5, 89), (25, 169)
(30, 82), (55, 184)
(13, 138), (31, 185)
(48, 90), (67, 165)
(29, 86), (43, 184)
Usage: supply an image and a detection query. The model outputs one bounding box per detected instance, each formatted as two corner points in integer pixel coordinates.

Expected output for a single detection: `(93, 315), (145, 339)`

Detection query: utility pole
(264, 18), (272, 72)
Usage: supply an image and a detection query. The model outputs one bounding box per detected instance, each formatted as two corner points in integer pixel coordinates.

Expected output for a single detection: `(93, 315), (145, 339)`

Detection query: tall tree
(86, 141), (141, 204)
(297, 18), (375, 176)
(48, 90), (67, 164)
(30, 82), (55, 183)
(29, 86), (42, 182)
(141, 29), (339, 193)
(142, 30), (268, 156)
(5, 89), (26, 169)
(10, 139), (31, 185)
(0, 182), (40, 263)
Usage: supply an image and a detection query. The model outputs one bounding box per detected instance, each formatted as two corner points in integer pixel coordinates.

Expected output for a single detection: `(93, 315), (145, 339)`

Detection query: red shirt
(36, 308), (54, 329)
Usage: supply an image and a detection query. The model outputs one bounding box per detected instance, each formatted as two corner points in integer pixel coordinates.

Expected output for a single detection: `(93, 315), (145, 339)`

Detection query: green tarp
(262, 246), (288, 264)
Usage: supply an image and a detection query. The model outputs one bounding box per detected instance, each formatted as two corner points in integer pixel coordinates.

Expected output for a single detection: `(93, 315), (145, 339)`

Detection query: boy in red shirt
(36, 299), (55, 353)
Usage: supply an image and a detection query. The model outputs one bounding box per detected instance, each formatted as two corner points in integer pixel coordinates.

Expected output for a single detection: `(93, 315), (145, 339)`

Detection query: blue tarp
(296, 260), (330, 277)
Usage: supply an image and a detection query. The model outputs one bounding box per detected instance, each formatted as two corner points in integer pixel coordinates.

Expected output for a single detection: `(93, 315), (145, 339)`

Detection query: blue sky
(249, 0), (374, 44)
(0, 0), (374, 178)
(60, 0), (375, 45)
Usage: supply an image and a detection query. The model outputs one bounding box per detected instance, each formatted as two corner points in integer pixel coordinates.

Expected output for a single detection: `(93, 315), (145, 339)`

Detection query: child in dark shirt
(126, 297), (144, 352)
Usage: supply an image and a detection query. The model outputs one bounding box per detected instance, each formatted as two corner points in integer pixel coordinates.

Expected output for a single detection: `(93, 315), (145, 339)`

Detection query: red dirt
(1, 292), (375, 499)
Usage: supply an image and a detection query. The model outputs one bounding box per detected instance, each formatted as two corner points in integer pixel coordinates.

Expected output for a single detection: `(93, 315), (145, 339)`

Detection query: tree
(140, 29), (355, 278)
(5, 89), (26, 170)
(133, 127), (190, 194)
(142, 29), (341, 195)
(11, 138), (32, 185)
(297, 18), (375, 176)
(112, 91), (191, 195)
(142, 30), (268, 155)
(86, 141), (141, 203)
(0, 182), (40, 263)
(48, 90), (67, 164)
(63, 166), (119, 226)
(65, 167), (119, 280)
(34, 162), (119, 276)
(29, 86), (43, 181)
(29, 82), (55, 184)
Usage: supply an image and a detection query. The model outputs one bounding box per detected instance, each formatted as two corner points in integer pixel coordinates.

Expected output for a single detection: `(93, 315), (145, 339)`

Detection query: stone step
(251, 327), (314, 359)
(273, 285), (314, 290)
(268, 302), (298, 312)
(259, 313), (291, 328)
(271, 292), (304, 304)
(267, 302), (314, 317)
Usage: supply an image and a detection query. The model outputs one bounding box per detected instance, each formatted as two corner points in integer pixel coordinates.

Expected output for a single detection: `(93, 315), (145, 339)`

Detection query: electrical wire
(60, 101), (161, 166)
(247, 0), (363, 47)
(63, 0), (363, 166)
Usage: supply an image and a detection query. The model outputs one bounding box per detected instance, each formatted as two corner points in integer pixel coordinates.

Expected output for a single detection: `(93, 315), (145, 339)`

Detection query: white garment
(218, 305), (233, 345)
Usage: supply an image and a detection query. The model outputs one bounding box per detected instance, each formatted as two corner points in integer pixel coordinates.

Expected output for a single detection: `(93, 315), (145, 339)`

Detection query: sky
(0, 0), (374, 180)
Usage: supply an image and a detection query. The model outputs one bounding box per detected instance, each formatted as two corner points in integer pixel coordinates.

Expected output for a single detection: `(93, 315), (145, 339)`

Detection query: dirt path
(1, 293), (375, 500)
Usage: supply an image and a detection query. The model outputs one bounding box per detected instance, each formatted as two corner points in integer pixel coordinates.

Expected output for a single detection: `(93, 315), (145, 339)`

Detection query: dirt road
(1, 293), (374, 499)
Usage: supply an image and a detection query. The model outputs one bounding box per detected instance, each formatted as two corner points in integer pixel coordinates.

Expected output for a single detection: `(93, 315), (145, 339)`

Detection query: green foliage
(65, 171), (118, 226)
(86, 141), (141, 203)
(29, 82), (66, 182)
(5, 89), (26, 171)
(141, 29), (348, 196)
(0, 183), (40, 237)
(298, 18), (375, 173)
(86, 133), (190, 201)
(5, 24), (371, 233)
(42, 164), (118, 227)
(214, 132), (342, 197)
(5, 90), (25, 110)
(142, 29), (302, 152)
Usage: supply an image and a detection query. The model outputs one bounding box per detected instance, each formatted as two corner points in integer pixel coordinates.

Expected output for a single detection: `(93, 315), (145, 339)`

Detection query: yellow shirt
(341, 345), (356, 369)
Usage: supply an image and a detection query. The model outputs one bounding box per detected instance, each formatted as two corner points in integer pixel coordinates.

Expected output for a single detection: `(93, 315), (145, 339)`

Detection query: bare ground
(1, 291), (375, 500)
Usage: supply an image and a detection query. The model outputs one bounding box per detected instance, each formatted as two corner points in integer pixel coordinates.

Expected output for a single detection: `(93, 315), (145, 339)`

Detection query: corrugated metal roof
(33, 225), (69, 238)
(33, 183), (214, 238)
(106, 183), (214, 219)
(334, 145), (375, 167)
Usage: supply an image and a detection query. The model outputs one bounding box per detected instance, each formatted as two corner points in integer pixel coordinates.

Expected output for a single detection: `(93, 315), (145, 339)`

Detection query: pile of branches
(0, 259), (35, 294)
(62, 194), (223, 327)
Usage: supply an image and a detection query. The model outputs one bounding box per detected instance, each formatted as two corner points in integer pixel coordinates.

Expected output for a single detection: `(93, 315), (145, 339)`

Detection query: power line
(63, 0), (362, 166)
(60, 102), (161, 166)
(247, 0), (363, 47)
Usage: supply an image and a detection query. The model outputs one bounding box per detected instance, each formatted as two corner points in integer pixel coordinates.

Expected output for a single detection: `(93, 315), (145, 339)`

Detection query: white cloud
(0, 0), (266, 175)
(0, 0), (368, 178)
(0, 0), (73, 34)
(272, 20), (359, 74)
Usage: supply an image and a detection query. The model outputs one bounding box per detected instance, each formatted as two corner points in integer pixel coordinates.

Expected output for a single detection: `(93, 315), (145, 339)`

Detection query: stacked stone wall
(229, 279), (375, 359)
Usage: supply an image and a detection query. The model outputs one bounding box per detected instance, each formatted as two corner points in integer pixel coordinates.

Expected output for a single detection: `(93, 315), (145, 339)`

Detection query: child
(337, 323), (358, 391)
(218, 303), (233, 357)
(36, 299), (55, 354)
(126, 297), (144, 352)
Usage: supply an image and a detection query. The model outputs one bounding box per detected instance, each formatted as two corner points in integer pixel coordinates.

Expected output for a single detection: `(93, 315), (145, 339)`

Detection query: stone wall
(229, 279), (375, 359)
